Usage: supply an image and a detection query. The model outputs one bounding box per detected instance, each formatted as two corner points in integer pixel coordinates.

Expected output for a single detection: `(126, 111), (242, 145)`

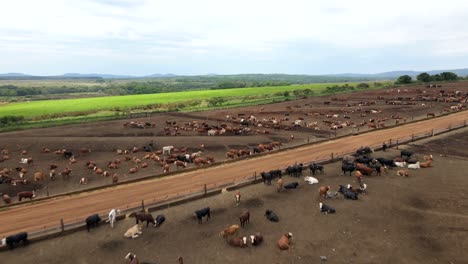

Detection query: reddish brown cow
(18, 191), (36, 201)
(33, 172), (45, 181)
(278, 233), (293, 250)
(318, 186), (330, 198)
(112, 173), (119, 184)
(2, 194), (12, 204)
(129, 167), (138, 174)
(80, 148), (92, 154)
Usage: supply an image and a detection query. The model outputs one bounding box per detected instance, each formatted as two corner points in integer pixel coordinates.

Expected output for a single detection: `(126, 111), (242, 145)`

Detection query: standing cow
(2, 232), (28, 249)
(194, 207), (211, 224)
(86, 214), (102, 232)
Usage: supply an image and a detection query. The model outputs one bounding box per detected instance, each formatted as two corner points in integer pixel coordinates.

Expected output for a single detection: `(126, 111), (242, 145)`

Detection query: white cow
(107, 209), (121, 228)
(408, 162), (420, 169)
(304, 176), (319, 185)
(124, 224), (142, 239)
(162, 146), (174, 155)
(395, 161), (407, 168)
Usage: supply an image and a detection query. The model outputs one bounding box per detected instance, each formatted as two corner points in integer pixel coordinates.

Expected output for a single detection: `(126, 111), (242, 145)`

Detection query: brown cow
(18, 191), (36, 201)
(239, 211), (250, 228)
(93, 167), (103, 175)
(420, 160), (432, 168)
(228, 237), (247, 248)
(129, 167), (138, 174)
(396, 170), (409, 177)
(80, 148), (92, 154)
(112, 173), (119, 184)
(33, 172), (45, 181)
(276, 178), (284, 192)
(220, 224), (240, 238)
(41, 147), (51, 153)
(2, 194), (12, 204)
(318, 186), (330, 198)
(278, 232), (293, 250)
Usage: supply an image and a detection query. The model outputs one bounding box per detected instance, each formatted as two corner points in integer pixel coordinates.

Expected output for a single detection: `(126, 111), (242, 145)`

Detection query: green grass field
(0, 83), (349, 117)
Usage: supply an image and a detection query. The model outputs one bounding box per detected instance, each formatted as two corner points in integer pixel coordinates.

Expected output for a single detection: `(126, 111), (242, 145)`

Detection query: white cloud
(1, 0), (468, 74)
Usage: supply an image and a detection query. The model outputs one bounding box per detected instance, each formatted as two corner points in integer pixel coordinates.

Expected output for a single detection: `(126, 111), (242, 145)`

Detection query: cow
(265, 210), (279, 222)
(2, 194), (12, 204)
(239, 211), (250, 228)
(162, 146), (174, 155)
(234, 190), (241, 206)
(309, 162), (324, 175)
(401, 150), (413, 158)
(64, 150), (74, 159)
(284, 182), (299, 189)
(397, 170), (409, 177)
(377, 158), (396, 167)
(17, 191), (35, 201)
(85, 214), (102, 232)
(220, 224), (240, 238)
(228, 237), (248, 248)
(135, 212), (156, 227)
(124, 224), (142, 239)
(338, 185), (358, 200)
(250, 232), (263, 246)
(194, 207), (211, 224)
(319, 186), (330, 198)
(355, 146), (372, 156)
(278, 233), (293, 250)
(154, 214), (166, 228)
(2, 232), (28, 249)
(260, 172), (272, 185)
(125, 253), (139, 264)
(342, 164), (356, 176)
(276, 178), (284, 192)
(33, 172), (45, 181)
(107, 209), (121, 229)
(286, 164), (303, 177)
(408, 162), (420, 169)
(319, 202), (336, 214)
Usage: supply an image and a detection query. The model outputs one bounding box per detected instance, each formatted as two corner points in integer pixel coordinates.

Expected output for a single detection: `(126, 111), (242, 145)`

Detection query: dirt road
(0, 111), (466, 237)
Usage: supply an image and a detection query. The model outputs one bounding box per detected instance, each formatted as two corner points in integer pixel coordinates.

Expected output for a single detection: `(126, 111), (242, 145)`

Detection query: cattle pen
(1, 114), (466, 250)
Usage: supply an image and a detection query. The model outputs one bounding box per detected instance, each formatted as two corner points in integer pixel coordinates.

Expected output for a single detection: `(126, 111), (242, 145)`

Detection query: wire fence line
(3, 118), (467, 246)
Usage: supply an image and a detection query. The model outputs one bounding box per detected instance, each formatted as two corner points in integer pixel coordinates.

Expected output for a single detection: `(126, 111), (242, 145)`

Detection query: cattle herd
(1, 83), (463, 262)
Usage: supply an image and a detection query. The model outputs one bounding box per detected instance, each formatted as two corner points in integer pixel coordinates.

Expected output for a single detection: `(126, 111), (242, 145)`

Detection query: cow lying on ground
(220, 224), (240, 238)
(319, 202), (336, 214)
(278, 232), (293, 250)
(124, 224), (143, 239)
(338, 185), (359, 200)
(319, 186), (330, 198)
(228, 237), (247, 248)
(265, 210), (279, 222)
(284, 182), (299, 189)
(250, 232), (263, 246)
(2, 232), (28, 249)
(397, 170), (409, 177)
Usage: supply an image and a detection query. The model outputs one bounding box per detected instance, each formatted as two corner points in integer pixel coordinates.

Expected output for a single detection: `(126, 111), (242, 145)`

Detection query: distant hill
(1, 68), (467, 80)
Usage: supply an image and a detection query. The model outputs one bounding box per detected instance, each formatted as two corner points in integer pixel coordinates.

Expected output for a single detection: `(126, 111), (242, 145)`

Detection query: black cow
(154, 214), (165, 228)
(85, 214), (102, 232)
(2, 232), (28, 249)
(194, 207), (211, 224)
(64, 150), (74, 159)
(252, 147), (262, 154)
(284, 182), (299, 189)
(338, 185), (359, 200)
(355, 156), (373, 165)
(342, 164), (356, 176)
(176, 155), (191, 163)
(319, 203), (336, 214)
(286, 164), (303, 177)
(401, 150), (413, 158)
(356, 146), (372, 156)
(377, 157), (396, 167)
(309, 163), (324, 175)
(269, 169), (282, 179)
(265, 210), (279, 222)
(260, 172), (272, 185)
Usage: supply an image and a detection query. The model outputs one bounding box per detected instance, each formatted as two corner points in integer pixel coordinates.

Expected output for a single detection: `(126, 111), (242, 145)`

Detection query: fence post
(396, 139), (399, 149)
(331, 152), (334, 160)
(411, 134), (414, 142)
(254, 171), (256, 180)
(46, 186), (49, 197)
(60, 219), (64, 232)
(431, 129), (434, 136)
(307, 137), (310, 143)
(448, 124), (452, 130)
(389, 139), (392, 148)
(204, 184), (207, 195)
(141, 200), (145, 211)
(464, 120), (467, 127)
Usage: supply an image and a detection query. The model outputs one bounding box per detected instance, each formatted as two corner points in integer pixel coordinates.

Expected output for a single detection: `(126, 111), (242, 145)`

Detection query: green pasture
(0, 83), (338, 117)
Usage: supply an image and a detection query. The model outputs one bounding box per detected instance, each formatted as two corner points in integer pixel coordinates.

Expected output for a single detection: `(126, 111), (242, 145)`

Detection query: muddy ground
(2, 128), (468, 264)
(1, 83), (466, 202)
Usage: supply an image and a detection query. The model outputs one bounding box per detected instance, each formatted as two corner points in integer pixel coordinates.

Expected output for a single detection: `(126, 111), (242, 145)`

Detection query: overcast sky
(1, 0), (468, 75)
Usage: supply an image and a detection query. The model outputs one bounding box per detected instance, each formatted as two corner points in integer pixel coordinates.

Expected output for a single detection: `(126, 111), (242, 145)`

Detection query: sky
(1, 0), (468, 76)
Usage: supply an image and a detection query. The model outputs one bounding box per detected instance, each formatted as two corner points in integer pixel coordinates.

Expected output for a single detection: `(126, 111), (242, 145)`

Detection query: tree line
(395, 72), (461, 84)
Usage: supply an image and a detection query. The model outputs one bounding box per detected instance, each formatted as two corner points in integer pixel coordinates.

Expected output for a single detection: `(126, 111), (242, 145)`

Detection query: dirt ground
(2, 128), (467, 264)
(1, 82), (467, 201)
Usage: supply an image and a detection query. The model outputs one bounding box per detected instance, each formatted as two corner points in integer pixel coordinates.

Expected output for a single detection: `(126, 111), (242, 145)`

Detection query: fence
(1, 117), (467, 250)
